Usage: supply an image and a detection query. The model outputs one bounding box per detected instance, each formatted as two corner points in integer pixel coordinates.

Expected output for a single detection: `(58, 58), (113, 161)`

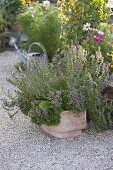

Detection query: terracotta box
(41, 111), (87, 138)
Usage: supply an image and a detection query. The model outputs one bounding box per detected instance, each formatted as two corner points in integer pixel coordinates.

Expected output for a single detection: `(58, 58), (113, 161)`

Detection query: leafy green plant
(1, 0), (22, 25)
(17, 4), (62, 62)
(0, 6), (9, 47)
(3, 46), (113, 130)
(0, 7), (7, 33)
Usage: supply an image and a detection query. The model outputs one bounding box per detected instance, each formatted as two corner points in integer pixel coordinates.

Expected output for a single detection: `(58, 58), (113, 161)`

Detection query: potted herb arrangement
(3, 45), (112, 138)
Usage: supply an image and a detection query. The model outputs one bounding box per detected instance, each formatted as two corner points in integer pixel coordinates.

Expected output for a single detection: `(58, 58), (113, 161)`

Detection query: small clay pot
(10, 23), (19, 32)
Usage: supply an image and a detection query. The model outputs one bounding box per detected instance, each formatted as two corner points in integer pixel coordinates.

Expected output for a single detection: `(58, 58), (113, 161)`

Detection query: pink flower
(86, 35), (90, 42)
(83, 23), (91, 31)
(94, 34), (103, 43)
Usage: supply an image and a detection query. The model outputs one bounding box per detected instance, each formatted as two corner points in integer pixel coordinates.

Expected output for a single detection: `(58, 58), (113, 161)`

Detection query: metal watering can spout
(9, 36), (26, 65)
(9, 36), (17, 46)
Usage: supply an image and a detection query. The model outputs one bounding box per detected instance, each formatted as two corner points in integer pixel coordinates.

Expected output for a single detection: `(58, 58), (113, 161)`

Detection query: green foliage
(39, 101), (51, 109)
(0, 7), (7, 33)
(17, 4), (62, 62)
(0, 6), (9, 44)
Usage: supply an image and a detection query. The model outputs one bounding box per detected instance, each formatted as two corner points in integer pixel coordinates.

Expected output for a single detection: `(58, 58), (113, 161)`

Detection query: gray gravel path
(0, 51), (113, 170)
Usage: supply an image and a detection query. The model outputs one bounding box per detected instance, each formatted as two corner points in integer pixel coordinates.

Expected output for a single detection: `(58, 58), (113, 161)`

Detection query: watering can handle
(28, 42), (48, 60)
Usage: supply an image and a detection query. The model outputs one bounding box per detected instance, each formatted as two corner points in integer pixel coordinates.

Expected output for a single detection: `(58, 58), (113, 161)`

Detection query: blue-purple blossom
(86, 35), (90, 42)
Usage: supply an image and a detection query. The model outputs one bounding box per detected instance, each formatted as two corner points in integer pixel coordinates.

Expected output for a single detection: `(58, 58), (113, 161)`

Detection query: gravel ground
(0, 51), (113, 170)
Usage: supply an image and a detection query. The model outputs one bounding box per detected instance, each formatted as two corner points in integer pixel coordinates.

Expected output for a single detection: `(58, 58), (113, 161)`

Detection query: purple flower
(86, 35), (90, 42)
(94, 34), (103, 43)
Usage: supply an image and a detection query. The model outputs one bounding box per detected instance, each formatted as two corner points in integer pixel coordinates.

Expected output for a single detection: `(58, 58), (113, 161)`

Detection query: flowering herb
(83, 23), (104, 44)
(59, 0), (110, 46)
(81, 22), (113, 62)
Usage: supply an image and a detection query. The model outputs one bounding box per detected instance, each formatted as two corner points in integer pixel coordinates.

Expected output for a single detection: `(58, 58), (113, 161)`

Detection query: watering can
(9, 33), (48, 65)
